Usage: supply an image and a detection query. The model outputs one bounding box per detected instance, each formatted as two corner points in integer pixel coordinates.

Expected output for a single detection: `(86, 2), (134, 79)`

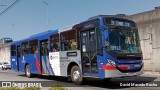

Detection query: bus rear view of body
(10, 15), (143, 85)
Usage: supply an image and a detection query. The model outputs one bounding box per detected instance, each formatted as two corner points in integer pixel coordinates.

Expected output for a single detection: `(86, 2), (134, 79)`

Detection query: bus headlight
(107, 59), (116, 66)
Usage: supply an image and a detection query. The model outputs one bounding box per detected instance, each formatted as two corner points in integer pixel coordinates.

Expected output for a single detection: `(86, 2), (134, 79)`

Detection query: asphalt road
(0, 69), (160, 90)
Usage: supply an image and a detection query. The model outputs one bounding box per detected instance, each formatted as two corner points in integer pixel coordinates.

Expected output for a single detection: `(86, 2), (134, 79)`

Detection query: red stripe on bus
(102, 65), (117, 70)
(35, 55), (42, 74)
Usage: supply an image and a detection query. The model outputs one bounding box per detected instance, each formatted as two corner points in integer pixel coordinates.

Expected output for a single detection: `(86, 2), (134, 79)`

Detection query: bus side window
(33, 46), (38, 54)
(53, 42), (59, 51)
(29, 39), (38, 54)
(11, 45), (16, 56)
(41, 41), (48, 55)
(60, 29), (77, 51)
(50, 34), (59, 52)
(22, 41), (29, 55)
(70, 39), (77, 50)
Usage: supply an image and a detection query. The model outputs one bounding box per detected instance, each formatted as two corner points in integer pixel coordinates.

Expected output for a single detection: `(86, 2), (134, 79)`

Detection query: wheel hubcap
(73, 70), (80, 81)
(26, 67), (30, 76)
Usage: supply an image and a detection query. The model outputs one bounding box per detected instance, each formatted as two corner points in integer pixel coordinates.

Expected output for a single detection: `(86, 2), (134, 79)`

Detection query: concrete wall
(0, 43), (11, 63)
(125, 7), (160, 72)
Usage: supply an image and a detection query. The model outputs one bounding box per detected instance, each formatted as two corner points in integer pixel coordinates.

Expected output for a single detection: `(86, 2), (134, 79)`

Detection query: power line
(0, 0), (21, 16)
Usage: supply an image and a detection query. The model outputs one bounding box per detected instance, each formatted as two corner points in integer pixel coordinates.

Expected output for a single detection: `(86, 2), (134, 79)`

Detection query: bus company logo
(52, 56), (58, 59)
(1, 82), (11, 87)
(50, 56), (58, 60)
(50, 56), (53, 60)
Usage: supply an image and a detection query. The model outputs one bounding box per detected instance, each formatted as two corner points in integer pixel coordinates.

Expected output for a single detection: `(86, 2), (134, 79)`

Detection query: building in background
(0, 38), (12, 63)
(125, 7), (160, 72)
(0, 43), (11, 63)
(0, 37), (13, 46)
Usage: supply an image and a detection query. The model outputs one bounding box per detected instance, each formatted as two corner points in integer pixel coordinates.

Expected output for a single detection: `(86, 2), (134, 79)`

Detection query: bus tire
(71, 66), (83, 85)
(25, 65), (32, 78)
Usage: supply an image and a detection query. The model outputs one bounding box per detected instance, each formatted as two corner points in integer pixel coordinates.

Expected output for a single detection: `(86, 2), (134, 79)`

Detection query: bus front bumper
(104, 66), (144, 78)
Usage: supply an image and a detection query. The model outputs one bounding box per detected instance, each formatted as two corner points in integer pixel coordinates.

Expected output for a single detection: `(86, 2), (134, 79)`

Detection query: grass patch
(0, 87), (20, 90)
(22, 87), (41, 90)
(0, 84), (67, 90)
(0, 87), (41, 90)
(49, 84), (68, 90)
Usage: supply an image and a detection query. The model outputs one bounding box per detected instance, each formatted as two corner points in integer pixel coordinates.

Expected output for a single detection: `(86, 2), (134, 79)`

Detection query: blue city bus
(10, 15), (143, 84)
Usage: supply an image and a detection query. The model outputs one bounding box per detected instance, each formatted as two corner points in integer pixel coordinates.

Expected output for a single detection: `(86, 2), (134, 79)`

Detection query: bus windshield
(106, 28), (141, 54)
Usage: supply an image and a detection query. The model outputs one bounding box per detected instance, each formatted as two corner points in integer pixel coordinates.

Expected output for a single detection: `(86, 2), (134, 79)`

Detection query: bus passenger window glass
(29, 39), (38, 54)
(22, 41), (29, 55)
(41, 41), (48, 55)
(11, 45), (16, 56)
(89, 30), (96, 52)
(60, 29), (77, 51)
(50, 34), (59, 52)
(17, 47), (21, 57)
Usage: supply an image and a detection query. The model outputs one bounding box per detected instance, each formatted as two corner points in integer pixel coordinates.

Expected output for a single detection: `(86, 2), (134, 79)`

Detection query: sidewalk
(143, 71), (160, 76)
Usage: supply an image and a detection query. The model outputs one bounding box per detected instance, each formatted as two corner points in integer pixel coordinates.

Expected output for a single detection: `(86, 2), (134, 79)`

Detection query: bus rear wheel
(25, 65), (32, 78)
(71, 66), (83, 85)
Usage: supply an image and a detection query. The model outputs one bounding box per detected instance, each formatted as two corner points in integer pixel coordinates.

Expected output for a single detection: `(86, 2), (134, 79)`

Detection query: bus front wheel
(71, 66), (83, 85)
(25, 65), (32, 78)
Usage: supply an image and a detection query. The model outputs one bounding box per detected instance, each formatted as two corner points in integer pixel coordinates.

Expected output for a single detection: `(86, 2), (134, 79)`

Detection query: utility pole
(43, 1), (49, 26)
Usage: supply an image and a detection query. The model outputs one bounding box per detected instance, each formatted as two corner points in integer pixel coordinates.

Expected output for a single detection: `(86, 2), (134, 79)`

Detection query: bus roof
(88, 15), (134, 23)
(29, 30), (58, 38)
(88, 15), (125, 20)
(11, 15), (134, 46)
(11, 29), (59, 45)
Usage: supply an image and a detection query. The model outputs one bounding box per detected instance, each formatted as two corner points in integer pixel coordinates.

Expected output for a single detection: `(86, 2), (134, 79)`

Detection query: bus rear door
(40, 40), (51, 75)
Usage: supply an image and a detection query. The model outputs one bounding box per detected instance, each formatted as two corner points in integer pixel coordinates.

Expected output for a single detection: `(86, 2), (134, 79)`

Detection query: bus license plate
(134, 64), (141, 68)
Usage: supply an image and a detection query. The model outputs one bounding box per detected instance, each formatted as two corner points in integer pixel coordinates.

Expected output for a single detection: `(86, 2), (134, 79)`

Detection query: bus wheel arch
(67, 62), (79, 77)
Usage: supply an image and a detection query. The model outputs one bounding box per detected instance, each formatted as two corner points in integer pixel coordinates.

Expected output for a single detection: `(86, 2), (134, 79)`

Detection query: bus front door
(80, 29), (98, 76)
